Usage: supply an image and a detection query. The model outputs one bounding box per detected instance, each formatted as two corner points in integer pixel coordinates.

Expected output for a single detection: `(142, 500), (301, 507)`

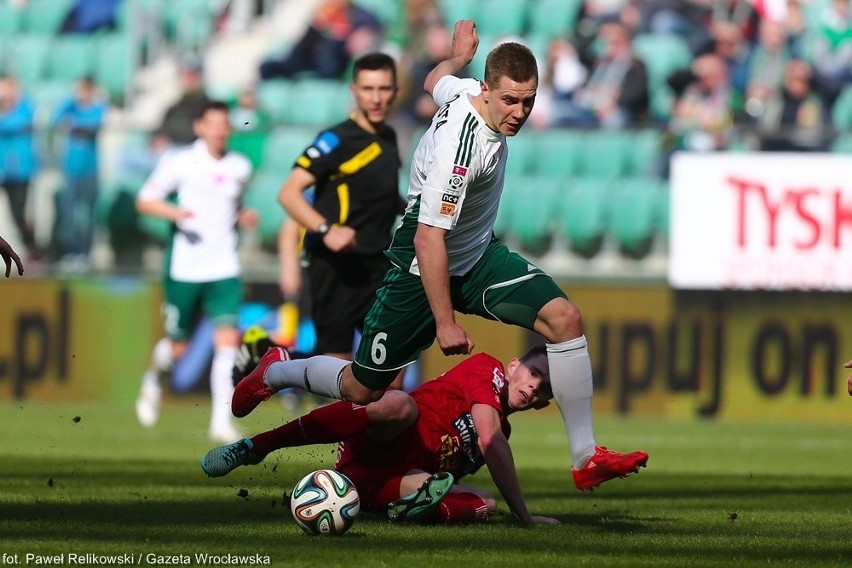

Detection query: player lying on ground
(204, 343), (628, 524)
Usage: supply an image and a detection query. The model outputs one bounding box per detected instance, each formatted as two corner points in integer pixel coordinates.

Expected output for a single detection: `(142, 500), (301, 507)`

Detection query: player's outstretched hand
(845, 360), (852, 396)
(0, 235), (23, 277)
(529, 515), (560, 526)
(451, 20), (479, 63)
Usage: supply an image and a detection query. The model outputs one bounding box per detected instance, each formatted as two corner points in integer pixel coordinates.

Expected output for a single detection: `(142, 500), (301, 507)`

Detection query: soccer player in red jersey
(203, 345), (573, 525)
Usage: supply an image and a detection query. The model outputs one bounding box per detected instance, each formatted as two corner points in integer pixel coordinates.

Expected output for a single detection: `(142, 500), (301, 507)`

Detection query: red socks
(250, 401), (370, 457)
(437, 492), (490, 524)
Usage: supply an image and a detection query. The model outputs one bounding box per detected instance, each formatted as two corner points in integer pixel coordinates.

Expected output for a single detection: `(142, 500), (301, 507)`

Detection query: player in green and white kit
(233, 21), (647, 491)
(135, 100), (256, 444)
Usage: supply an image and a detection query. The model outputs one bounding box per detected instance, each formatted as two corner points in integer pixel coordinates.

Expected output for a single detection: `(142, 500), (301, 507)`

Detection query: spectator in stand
(160, 56), (211, 146)
(684, 21), (751, 112)
(809, 0), (852, 106)
(0, 75), (40, 262)
(743, 17), (791, 121)
(59, 0), (122, 34)
(534, 37), (588, 129)
(710, 0), (761, 46)
(756, 59), (832, 152)
(555, 20), (649, 128)
(259, 0), (384, 81)
(51, 76), (107, 272)
(660, 53), (733, 178)
(397, 21), (453, 124)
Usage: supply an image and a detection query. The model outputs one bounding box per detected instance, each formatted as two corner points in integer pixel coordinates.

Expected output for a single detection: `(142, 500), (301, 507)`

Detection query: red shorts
(336, 427), (435, 511)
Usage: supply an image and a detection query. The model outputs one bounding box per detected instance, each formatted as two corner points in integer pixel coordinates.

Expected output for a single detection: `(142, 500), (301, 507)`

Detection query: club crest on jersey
(492, 366), (506, 394)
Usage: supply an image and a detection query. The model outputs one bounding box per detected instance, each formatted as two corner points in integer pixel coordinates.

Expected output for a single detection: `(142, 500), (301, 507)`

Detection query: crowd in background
(0, 0), (850, 274)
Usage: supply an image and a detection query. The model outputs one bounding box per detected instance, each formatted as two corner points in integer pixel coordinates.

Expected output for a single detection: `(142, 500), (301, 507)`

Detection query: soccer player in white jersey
(232, 21), (648, 490)
(135, 100), (257, 444)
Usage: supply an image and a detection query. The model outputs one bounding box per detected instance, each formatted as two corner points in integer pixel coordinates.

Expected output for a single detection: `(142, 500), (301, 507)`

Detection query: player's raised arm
(423, 19), (479, 96)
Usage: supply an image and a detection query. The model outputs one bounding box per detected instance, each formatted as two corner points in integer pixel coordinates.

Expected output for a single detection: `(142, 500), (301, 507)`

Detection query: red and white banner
(669, 152), (852, 291)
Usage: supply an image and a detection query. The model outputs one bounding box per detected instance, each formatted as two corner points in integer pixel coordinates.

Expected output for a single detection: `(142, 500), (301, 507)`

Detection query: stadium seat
(256, 79), (295, 124)
(527, 0), (582, 39)
(625, 128), (662, 177)
(530, 129), (583, 177)
(29, 79), (72, 127)
(287, 79), (351, 127)
(557, 177), (611, 257)
(46, 35), (97, 83)
(831, 132), (852, 153)
(655, 179), (670, 240)
(506, 175), (560, 252)
(477, 0), (528, 37)
(438, 0), (479, 29)
(831, 85), (852, 131)
(631, 34), (692, 90)
(22, 0), (73, 34)
(6, 34), (52, 88)
(606, 178), (658, 258)
(261, 127), (318, 176)
(162, 0), (215, 52)
(504, 132), (537, 176)
(95, 33), (136, 103)
(575, 130), (629, 179)
(0, 2), (23, 35)
(243, 170), (288, 247)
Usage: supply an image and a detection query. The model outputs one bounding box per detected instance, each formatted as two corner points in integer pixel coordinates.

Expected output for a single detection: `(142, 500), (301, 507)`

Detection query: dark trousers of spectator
(259, 27), (347, 80)
(57, 174), (98, 258)
(2, 178), (38, 255)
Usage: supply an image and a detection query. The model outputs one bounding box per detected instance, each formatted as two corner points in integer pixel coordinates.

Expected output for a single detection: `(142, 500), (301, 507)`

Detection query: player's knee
(368, 390), (417, 427)
(536, 298), (583, 341)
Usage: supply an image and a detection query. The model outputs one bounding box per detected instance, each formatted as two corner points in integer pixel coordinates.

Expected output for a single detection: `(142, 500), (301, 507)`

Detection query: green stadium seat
(477, 0), (528, 37)
(527, 0), (582, 39)
(438, 0), (479, 28)
(575, 130), (629, 179)
(625, 128), (662, 177)
(29, 79), (73, 126)
(506, 175), (560, 252)
(7, 34), (52, 88)
(0, 2), (23, 35)
(607, 178), (658, 258)
(95, 34), (136, 103)
(530, 129), (583, 177)
(831, 132), (852, 153)
(46, 35), (96, 83)
(244, 170), (288, 247)
(631, 34), (692, 89)
(832, 86), (852, 130)
(261, 127), (318, 176)
(504, 132), (537, 176)
(287, 79), (351, 127)
(256, 79), (295, 124)
(557, 176), (610, 257)
(22, 0), (73, 34)
(655, 179), (670, 240)
(162, 0), (214, 52)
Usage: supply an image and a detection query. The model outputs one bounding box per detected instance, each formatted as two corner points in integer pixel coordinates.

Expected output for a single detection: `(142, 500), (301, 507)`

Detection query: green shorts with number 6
(352, 239), (567, 390)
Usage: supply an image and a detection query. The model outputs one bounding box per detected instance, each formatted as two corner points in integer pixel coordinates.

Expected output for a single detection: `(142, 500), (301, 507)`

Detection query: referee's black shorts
(306, 250), (390, 355)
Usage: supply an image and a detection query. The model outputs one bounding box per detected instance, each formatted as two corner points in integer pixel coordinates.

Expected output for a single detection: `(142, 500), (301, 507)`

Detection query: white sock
(153, 337), (174, 372)
(209, 345), (238, 430)
(264, 355), (346, 400)
(547, 336), (597, 469)
(140, 338), (173, 392)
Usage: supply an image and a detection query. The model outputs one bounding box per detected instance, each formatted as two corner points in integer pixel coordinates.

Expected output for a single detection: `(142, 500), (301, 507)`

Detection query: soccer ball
(290, 469), (360, 535)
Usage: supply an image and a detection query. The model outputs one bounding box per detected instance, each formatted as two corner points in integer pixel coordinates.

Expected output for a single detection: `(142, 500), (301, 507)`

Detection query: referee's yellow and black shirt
(293, 117), (401, 255)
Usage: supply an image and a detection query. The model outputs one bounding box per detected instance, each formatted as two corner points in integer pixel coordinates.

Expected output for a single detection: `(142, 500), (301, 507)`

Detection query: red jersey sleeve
(439, 352), (505, 413)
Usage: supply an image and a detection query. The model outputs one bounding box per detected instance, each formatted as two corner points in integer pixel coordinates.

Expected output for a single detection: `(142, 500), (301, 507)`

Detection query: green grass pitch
(1, 398), (850, 567)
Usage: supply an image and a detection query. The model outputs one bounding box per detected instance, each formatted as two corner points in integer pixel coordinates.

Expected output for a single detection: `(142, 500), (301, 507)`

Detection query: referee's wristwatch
(316, 221), (331, 236)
